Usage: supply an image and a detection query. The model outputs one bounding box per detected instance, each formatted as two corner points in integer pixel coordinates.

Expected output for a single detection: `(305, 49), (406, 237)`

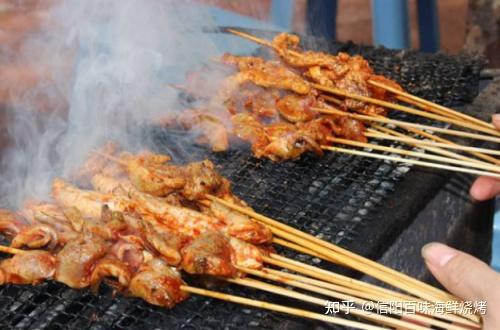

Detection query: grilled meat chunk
(129, 258), (188, 308)
(0, 251), (56, 285)
(181, 231), (236, 277)
(55, 234), (108, 289)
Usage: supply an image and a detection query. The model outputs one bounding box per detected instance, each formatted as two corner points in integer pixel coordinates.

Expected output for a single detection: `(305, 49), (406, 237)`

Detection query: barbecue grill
(0, 29), (494, 329)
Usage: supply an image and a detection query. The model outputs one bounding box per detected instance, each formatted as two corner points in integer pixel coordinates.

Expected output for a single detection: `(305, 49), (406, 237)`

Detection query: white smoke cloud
(0, 0), (259, 208)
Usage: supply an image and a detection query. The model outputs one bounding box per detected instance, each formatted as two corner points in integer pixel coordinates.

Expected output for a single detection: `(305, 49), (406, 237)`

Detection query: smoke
(0, 0), (257, 208)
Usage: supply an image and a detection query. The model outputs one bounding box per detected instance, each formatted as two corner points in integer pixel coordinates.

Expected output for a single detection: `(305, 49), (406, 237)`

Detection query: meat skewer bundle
(164, 30), (499, 178)
(0, 144), (484, 329)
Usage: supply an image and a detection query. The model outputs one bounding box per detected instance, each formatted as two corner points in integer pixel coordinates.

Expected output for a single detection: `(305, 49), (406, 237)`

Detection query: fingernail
(421, 242), (457, 267)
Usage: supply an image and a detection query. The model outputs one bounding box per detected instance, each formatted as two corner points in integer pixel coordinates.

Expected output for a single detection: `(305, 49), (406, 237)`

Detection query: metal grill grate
(0, 32), (487, 329)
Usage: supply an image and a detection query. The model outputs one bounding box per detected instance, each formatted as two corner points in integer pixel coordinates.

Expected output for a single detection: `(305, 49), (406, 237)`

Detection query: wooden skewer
(226, 29), (497, 137)
(239, 267), (473, 330)
(264, 253), (418, 303)
(91, 151), (475, 320)
(228, 277), (430, 330)
(181, 285), (385, 330)
(316, 107), (500, 143)
(367, 128), (490, 166)
(257, 266), (479, 328)
(322, 95), (500, 165)
(206, 195), (483, 324)
(368, 79), (494, 130)
(91, 151), (460, 313)
(0, 246), (26, 255)
(322, 144), (500, 179)
(320, 96), (500, 165)
(258, 263), (405, 304)
(371, 123), (500, 166)
(327, 136), (500, 174)
(313, 83), (500, 137)
(365, 130), (500, 156)
(207, 196), (457, 303)
(0, 245), (385, 329)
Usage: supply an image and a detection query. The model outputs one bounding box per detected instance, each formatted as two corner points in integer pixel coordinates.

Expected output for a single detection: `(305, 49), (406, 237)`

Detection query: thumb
(422, 242), (500, 302)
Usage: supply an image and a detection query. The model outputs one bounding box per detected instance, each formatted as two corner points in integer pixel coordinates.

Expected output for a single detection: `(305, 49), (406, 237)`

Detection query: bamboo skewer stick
(91, 151), (460, 307)
(313, 83), (500, 137)
(396, 95), (462, 121)
(264, 252), (417, 303)
(181, 286), (385, 330)
(0, 246), (26, 255)
(0, 247), (385, 330)
(321, 95), (500, 165)
(316, 107), (500, 143)
(0, 246), (385, 330)
(365, 130), (500, 156)
(90, 152), (477, 321)
(239, 267), (473, 330)
(227, 29), (496, 136)
(259, 264), (405, 305)
(228, 277), (430, 330)
(368, 80), (494, 130)
(258, 266), (478, 328)
(369, 124), (499, 165)
(326, 136), (500, 174)
(206, 195), (483, 321)
(322, 144), (500, 179)
(367, 128), (490, 165)
(371, 123), (500, 166)
(206, 195), (457, 303)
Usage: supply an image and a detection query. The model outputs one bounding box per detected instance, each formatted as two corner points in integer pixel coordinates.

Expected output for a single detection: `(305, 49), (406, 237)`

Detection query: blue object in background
(492, 197), (500, 270)
(306, 0), (337, 39)
(271, 0), (295, 30)
(417, 0), (440, 53)
(372, 0), (410, 49)
(372, 0), (440, 52)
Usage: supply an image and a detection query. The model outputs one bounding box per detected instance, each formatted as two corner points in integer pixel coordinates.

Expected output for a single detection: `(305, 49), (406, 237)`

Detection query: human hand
(469, 114), (500, 201)
(422, 243), (500, 328)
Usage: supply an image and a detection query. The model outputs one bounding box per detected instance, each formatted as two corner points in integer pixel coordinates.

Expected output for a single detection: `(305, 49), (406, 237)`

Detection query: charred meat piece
(52, 178), (131, 219)
(181, 231), (237, 277)
(263, 122), (323, 161)
(0, 251), (56, 285)
(142, 221), (186, 266)
(221, 53), (265, 71)
(222, 59), (310, 95)
(55, 234), (108, 289)
(110, 238), (145, 271)
(89, 257), (132, 292)
(209, 200), (272, 245)
(276, 93), (319, 123)
(0, 209), (28, 237)
(231, 113), (270, 158)
(182, 160), (223, 200)
(229, 237), (264, 270)
(129, 258), (188, 308)
(121, 151), (185, 197)
(11, 224), (58, 250)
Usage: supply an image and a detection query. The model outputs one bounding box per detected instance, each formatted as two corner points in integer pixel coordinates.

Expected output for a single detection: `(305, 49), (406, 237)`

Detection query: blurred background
(196, 0), (500, 66)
